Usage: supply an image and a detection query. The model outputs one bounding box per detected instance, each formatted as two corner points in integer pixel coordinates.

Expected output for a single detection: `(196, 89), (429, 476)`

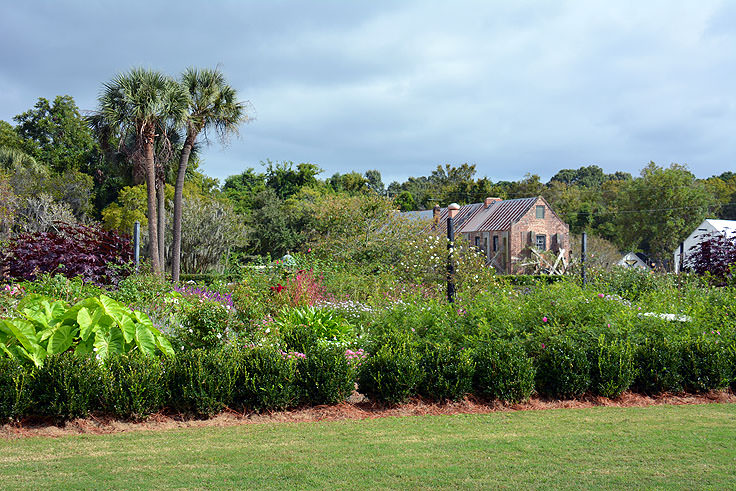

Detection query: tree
(365, 169), (385, 195)
(266, 160), (322, 199)
(97, 68), (188, 274)
(13, 96), (100, 173)
(171, 67), (248, 282)
(222, 167), (267, 215)
(614, 162), (716, 266)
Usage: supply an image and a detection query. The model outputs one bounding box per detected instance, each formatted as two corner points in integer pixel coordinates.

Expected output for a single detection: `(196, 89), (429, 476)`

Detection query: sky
(1, 0), (735, 186)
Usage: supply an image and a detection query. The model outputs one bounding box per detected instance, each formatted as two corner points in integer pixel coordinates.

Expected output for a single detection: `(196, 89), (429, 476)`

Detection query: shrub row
(1, 334), (734, 421)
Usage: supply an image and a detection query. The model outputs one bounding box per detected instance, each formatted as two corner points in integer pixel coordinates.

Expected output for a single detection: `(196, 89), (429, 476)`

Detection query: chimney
(484, 197), (501, 208)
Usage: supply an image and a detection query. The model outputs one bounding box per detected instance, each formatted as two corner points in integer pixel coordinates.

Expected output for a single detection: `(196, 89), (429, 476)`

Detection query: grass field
(1, 403), (735, 489)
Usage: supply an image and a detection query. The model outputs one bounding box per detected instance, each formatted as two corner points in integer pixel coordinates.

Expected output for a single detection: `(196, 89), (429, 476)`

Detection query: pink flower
(607, 323), (611, 328)
(598, 293), (605, 298)
(542, 317), (548, 323)
(541, 343), (546, 349)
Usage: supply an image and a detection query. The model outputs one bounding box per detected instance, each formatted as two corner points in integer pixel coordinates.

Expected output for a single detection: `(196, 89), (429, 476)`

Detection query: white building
(617, 252), (650, 269)
(673, 219), (736, 273)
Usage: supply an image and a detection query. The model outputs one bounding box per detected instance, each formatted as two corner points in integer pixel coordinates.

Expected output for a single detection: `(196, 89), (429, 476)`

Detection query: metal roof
(459, 197), (538, 233)
(434, 202), (485, 234)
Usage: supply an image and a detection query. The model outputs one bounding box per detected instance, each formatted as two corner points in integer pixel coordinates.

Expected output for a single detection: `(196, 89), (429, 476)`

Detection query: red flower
(270, 284), (286, 293)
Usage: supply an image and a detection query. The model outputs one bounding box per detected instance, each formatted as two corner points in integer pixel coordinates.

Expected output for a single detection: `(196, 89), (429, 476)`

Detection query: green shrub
(276, 307), (354, 352)
(236, 346), (299, 412)
(0, 358), (33, 421)
(357, 333), (422, 405)
(591, 335), (635, 398)
(173, 299), (233, 350)
(471, 339), (535, 403)
(680, 336), (731, 393)
(632, 337), (683, 394)
(19, 273), (103, 304)
(416, 341), (474, 402)
(168, 349), (239, 417)
(103, 353), (168, 419)
(534, 337), (591, 399)
(296, 344), (355, 405)
(33, 353), (103, 419)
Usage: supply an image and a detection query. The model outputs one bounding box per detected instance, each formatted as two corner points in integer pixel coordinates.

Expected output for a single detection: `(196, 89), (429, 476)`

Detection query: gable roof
(704, 219), (736, 237)
(459, 197), (539, 233)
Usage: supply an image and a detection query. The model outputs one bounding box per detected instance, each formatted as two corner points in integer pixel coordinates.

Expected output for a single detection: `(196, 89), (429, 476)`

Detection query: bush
(276, 307), (355, 353)
(357, 333), (422, 405)
(33, 353), (103, 419)
(103, 353), (168, 419)
(0, 358), (33, 421)
(416, 341), (474, 402)
(591, 336), (635, 398)
(680, 336), (731, 393)
(168, 349), (239, 417)
(471, 339), (535, 403)
(0, 222), (133, 286)
(236, 346), (299, 412)
(18, 273), (103, 304)
(296, 344), (356, 405)
(534, 337), (591, 399)
(632, 337), (683, 394)
(173, 299), (234, 350)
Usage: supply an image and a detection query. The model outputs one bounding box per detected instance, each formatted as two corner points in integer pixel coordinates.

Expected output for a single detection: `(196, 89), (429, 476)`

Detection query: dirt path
(2, 391), (734, 439)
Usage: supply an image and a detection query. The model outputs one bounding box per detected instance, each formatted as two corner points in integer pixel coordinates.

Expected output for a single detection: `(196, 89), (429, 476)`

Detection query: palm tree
(97, 68), (188, 274)
(171, 67), (249, 282)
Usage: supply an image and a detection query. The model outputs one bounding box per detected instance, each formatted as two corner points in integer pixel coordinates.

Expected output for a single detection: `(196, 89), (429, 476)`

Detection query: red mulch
(2, 390), (734, 439)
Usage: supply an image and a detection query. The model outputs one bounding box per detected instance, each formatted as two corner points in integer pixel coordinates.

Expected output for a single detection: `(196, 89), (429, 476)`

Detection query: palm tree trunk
(157, 183), (166, 272)
(171, 132), (196, 283)
(144, 130), (161, 274)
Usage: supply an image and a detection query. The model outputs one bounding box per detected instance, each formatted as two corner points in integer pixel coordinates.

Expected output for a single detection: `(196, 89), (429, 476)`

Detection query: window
(536, 234), (546, 250)
(536, 205), (545, 219)
(475, 236), (480, 247)
(483, 236), (488, 253)
(493, 235), (498, 252)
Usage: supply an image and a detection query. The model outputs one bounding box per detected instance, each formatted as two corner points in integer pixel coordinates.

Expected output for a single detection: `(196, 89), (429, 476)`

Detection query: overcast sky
(1, 0), (734, 185)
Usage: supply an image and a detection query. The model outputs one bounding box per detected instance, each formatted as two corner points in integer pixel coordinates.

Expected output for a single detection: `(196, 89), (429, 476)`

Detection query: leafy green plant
(357, 333), (422, 405)
(168, 349), (239, 416)
(632, 337), (684, 394)
(296, 344), (356, 405)
(416, 341), (474, 402)
(0, 358), (33, 421)
(236, 346), (299, 412)
(534, 336), (591, 399)
(276, 306), (354, 352)
(591, 335), (635, 399)
(103, 352), (169, 420)
(33, 352), (104, 419)
(471, 338), (535, 403)
(679, 335), (731, 393)
(0, 293), (174, 367)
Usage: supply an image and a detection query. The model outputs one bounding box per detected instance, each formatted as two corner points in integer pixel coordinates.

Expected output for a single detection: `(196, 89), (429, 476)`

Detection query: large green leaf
(4, 319), (39, 353)
(155, 334), (175, 357)
(135, 324), (157, 356)
(74, 335), (95, 356)
(93, 325), (125, 360)
(48, 324), (79, 355)
(77, 307), (93, 340)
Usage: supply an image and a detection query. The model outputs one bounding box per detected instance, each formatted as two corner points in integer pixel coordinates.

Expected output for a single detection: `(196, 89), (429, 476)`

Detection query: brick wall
(509, 197), (569, 273)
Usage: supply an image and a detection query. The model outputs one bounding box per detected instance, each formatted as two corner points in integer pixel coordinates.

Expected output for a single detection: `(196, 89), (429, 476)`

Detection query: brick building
(426, 196), (569, 273)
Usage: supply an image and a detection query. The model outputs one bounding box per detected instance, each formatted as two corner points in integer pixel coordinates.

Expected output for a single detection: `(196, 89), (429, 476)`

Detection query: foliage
(416, 341), (474, 402)
(276, 306), (354, 353)
(1, 222), (133, 286)
(533, 336), (592, 399)
(103, 352), (169, 419)
(32, 352), (104, 419)
(18, 273), (103, 304)
(0, 358), (33, 420)
(13, 193), (76, 234)
(0, 294), (173, 367)
(236, 346), (299, 411)
(591, 335), (635, 398)
(679, 335), (731, 393)
(296, 343), (356, 405)
(357, 332), (422, 405)
(471, 338), (535, 403)
(632, 337), (684, 394)
(168, 348), (239, 416)
(172, 297), (236, 350)
(685, 234), (736, 283)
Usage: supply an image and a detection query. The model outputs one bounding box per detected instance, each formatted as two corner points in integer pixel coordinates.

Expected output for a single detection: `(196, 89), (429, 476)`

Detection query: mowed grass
(1, 403), (735, 490)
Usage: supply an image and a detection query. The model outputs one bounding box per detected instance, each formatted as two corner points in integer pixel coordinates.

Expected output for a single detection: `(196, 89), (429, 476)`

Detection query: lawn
(1, 403), (735, 489)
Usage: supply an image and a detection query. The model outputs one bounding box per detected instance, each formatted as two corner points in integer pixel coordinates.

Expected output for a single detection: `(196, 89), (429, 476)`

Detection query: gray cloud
(1, 0), (734, 186)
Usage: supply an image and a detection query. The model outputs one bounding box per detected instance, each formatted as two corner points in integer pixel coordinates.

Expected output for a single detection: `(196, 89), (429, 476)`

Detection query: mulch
(2, 390), (734, 439)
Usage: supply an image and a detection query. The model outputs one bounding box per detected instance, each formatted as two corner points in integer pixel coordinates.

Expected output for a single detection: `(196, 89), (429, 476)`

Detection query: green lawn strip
(1, 403), (735, 490)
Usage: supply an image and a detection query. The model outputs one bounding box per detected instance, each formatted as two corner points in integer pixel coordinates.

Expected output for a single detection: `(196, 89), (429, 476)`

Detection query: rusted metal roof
(459, 197), (538, 233)
(434, 202), (484, 234)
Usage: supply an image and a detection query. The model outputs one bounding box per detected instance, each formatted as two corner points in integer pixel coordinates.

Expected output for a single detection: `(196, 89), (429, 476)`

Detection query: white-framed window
(536, 205), (545, 219)
(536, 234), (546, 250)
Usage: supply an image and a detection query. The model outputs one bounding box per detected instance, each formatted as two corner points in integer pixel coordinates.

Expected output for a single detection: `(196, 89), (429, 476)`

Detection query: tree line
(2, 69), (734, 272)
